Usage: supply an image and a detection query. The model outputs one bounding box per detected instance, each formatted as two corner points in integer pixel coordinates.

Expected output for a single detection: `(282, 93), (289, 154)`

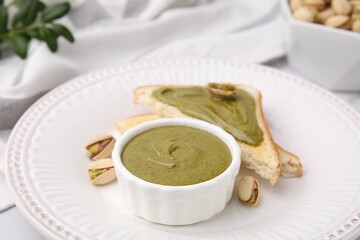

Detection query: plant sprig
(0, 0), (74, 59)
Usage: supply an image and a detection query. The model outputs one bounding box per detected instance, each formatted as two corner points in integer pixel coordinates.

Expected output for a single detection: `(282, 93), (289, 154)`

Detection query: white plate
(5, 59), (360, 240)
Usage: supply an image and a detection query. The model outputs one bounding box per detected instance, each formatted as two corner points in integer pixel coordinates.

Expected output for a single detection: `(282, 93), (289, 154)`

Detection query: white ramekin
(281, 0), (360, 91)
(112, 118), (241, 225)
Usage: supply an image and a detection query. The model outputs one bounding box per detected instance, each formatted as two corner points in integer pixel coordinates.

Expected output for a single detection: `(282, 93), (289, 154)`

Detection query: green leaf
(52, 24), (74, 42)
(41, 2), (70, 23)
(0, 5), (7, 34)
(37, 1), (46, 11)
(0, 0), (3, 5)
(39, 27), (58, 52)
(23, 0), (39, 26)
(28, 29), (41, 39)
(6, 34), (29, 59)
(13, 0), (26, 6)
(12, 0), (39, 29)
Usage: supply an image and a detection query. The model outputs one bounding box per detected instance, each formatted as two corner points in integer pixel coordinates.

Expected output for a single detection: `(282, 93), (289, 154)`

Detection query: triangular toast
(116, 113), (302, 178)
(133, 84), (286, 185)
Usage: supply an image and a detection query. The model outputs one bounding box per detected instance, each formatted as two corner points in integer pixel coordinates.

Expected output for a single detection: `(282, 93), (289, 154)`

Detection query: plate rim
(5, 58), (360, 240)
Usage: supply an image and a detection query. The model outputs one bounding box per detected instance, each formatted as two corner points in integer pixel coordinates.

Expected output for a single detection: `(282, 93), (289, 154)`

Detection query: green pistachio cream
(152, 86), (264, 146)
(121, 126), (231, 186)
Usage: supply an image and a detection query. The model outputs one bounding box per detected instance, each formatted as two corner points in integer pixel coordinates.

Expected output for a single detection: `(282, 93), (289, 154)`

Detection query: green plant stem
(0, 21), (45, 40)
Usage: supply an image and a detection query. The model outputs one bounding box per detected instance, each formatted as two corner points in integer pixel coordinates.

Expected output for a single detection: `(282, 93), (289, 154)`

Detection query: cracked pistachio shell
(88, 158), (116, 185)
(352, 2), (360, 14)
(238, 176), (260, 206)
(316, 8), (336, 23)
(88, 158), (114, 170)
(352, 13), (360, 20)
(307, 5), (320, 16)
(85, 134), (115, 160)
(290, 0), (303, 12)
(325, 15), (352, 29)
(208, 82), (237, 100)
(91, 168), (116, 185)
(304, 0), (326, 11)
(332, 0), (352, 15)
(293, 6), (316, 22)
(352, 20), (360, 32)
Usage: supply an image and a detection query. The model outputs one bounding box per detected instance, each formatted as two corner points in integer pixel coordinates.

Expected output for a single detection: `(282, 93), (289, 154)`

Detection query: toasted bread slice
(116, 114), (162, 133)
(276, 144), (302, 177)
(116, 113), (302, 178)
(133, 85), (282, 185)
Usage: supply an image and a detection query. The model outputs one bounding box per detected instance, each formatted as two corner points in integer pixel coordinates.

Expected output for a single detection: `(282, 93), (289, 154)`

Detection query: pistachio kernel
(89, 167), (113, 180)
(88, 158), (116, 185)
(208, 82), (237, 100)
(85, 135), (115, 160)
(89, 169), (103, 180)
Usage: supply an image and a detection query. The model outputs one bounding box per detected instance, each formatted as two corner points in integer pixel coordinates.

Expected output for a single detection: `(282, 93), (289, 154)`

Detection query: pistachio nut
(325, 15), (352, 29)
(352, 2), (360, 14)
(238, 176), (259, 206)
(306, 5), (320, 16)
(208, 82), (237, 100)
(352, 13), (360, 20)
(290, 0), (303, 12)
(293, 6), (316, 22)
(352, 19), (360, 32)
(304, 0), (326, 11)
(351, 0), (360, 5)
(88, 158), (116, 185)
(85, 134), (115, 160)
(316, 8), (336, 23)
(332, 0), (352, 15)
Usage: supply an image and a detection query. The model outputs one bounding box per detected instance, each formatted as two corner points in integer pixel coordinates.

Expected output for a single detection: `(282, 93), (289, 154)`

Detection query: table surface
(1, 58), (360, 239)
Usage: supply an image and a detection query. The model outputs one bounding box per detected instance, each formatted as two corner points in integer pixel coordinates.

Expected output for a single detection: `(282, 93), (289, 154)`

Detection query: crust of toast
(116, 113), (302, 178)
(133, 85), (281, 185)
(116, 114), (162, 133)
(276, 144), (302, 177)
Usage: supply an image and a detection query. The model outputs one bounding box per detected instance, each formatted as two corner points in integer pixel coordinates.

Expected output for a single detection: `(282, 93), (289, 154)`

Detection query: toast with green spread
(130, 83), (300, 185)
(116, 113), (302, 179)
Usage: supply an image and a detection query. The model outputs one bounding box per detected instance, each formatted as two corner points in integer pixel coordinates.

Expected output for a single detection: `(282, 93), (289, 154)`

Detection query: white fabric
(144, 17), (285, 63)
(0, 0), (281, 99)
(0, 174), (13, 213)
(0, 130), (11, 212)
(0, 130), (11, 172)
(0, 0), (284, 212)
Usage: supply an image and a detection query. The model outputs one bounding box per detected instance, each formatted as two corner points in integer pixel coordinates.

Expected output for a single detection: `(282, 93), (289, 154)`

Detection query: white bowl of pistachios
(281, 0), (360, 90)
